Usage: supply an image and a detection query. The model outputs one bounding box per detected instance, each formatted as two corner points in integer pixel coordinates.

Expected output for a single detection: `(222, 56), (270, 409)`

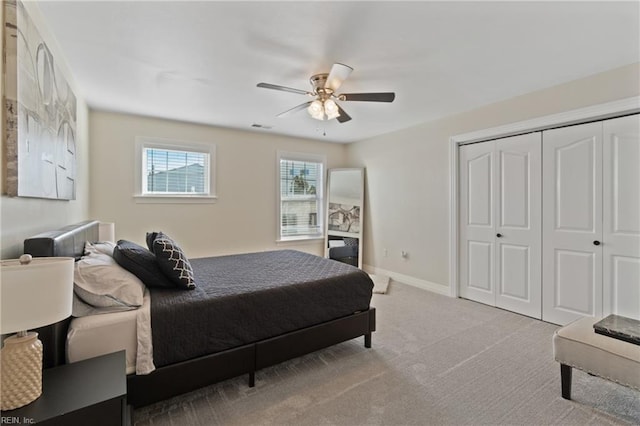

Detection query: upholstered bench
(553, 316), (640, 399)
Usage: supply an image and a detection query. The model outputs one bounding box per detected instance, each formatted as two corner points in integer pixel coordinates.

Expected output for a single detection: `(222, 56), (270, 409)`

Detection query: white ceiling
(37, 1), (639, 143)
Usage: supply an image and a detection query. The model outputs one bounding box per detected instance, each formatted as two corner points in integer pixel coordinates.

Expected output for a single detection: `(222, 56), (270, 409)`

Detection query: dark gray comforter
(150, 250), (374, 367)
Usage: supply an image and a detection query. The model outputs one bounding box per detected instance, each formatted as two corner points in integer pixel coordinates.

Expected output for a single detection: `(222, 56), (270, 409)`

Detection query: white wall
(89, 110), (347, 258)
(0, 1), (90, 259)
(347, 63), (640, 293)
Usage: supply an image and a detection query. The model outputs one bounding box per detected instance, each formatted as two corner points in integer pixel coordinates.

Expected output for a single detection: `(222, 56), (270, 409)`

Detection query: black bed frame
(24, 220), (377, 408)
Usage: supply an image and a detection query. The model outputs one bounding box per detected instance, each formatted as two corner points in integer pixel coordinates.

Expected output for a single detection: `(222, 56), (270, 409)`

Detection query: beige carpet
(134, 282), (640, 425)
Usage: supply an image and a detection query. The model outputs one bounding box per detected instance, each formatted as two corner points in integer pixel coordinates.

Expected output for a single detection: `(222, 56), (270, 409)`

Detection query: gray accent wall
(347, 63), (640, 293)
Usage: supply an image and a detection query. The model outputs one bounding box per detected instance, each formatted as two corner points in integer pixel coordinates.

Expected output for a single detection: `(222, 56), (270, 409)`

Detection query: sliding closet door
(603, 114), (640, 320)
(459, 141), (496, 306)
(459, 133), (541, 318)
(494, 133), (541, 318)
(543, 122), (603, 325)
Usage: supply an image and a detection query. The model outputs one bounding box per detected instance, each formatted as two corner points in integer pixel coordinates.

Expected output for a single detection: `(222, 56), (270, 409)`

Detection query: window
(278, 152), (325, 240)
(135, 137), (216, 203)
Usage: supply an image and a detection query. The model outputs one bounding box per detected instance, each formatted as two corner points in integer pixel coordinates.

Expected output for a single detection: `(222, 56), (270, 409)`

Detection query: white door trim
(449, 96), (640, 297)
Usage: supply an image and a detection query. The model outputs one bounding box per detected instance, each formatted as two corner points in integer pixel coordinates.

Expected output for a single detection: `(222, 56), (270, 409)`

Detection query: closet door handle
(496, 233), (503, 238)
(593, 240), (601, 246)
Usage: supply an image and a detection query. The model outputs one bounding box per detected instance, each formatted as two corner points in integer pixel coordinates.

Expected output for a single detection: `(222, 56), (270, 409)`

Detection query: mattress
(150, 250), (374, 367)
(67, 288), (154, 375)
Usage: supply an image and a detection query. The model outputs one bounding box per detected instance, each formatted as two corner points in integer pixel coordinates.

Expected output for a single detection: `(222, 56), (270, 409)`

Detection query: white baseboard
(363, 264), (450, 296)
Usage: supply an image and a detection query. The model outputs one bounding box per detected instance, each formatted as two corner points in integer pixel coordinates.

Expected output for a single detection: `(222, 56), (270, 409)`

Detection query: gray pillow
(113, 240), (175, 289)
(74, 251), (145, 310)
(145, 231), (159, 251)
(84, 241), (116, 257)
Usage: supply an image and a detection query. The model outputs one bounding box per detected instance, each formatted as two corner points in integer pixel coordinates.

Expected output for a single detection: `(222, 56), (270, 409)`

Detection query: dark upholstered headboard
(24, 220), (100, 260)
(23, 220), (100, 368)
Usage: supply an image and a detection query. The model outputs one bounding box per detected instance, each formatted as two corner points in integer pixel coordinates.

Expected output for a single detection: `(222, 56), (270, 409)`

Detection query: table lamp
(1, 255), (74, 411)
(98, 222), (115, 242)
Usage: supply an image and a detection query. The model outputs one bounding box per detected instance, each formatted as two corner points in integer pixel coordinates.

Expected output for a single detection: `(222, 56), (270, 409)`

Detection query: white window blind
(144, 148), (208, 194)
(135, 137), (216, 203)
(278, 154), (324, 239)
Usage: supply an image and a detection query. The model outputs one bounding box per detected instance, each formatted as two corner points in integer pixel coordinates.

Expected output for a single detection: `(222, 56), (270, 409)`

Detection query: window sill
(276, 236), (325, 244)
(133, 194), (218, 204)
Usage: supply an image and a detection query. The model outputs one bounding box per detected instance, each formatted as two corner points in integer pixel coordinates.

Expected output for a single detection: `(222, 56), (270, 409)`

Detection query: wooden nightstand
(0, 351), (130, 426)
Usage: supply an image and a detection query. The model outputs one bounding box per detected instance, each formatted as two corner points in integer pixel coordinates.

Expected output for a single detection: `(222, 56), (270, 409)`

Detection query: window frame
(134, 137), (217, 204)
(277, 151), (326, 242)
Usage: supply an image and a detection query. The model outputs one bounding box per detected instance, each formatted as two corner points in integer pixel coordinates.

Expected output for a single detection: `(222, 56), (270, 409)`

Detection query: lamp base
(1, 332), (43, 410)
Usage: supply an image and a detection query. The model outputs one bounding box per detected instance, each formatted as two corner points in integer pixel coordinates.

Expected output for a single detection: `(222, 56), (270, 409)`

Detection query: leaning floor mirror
(325, 168), (364, 269)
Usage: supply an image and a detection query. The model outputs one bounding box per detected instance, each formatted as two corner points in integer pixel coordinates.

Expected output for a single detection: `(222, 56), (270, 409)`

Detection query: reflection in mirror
(325, 168), (364, 269)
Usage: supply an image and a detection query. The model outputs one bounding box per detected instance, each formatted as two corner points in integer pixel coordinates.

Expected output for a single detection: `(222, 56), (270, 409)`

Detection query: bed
(23, 220), (376, 407)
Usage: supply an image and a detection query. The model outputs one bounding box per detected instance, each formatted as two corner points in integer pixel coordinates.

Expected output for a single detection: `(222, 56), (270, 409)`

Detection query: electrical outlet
(401, 250), (408, 258)
(383, 248), (388, 257)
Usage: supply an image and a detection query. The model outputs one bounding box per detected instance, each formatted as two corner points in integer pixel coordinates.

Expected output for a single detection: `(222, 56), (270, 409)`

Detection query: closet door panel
(467, 241), (493, 292)
(500, 152), (528, 227)
(468, 152), (493, 227)
(495, 133), (542, 318)
(607, 256), (640, 318)
(543, 123), (603, 325)
(499, 243), (530, 299)
(459, 142), (495, 305)
(554, 249), (596, 315)
(603, 114), (640, 320)
(555, 139), (596, 231)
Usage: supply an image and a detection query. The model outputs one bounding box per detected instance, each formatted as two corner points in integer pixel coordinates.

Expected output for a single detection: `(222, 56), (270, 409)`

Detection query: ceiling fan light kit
(323, 99), (340, 120)
(257, 63), (395, 124)
(308, 99), (325, 120)
(308, 98), (340, 121)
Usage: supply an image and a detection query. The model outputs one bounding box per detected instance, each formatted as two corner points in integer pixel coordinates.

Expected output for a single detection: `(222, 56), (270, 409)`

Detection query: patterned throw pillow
(152, 232), (196, 290)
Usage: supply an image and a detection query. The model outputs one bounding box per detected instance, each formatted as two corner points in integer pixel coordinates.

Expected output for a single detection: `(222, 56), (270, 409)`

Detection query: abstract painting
(3, 0), (77, 200)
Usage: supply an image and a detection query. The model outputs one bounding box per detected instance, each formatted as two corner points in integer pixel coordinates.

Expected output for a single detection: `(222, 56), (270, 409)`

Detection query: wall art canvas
(3, 0), (77, 200)
(328, 203), (360, 234)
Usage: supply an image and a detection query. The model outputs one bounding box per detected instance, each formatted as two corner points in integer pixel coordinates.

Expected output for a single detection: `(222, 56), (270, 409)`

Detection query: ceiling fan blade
(276, 101), (312, 118)
(340, 92), (395, 102)
(336, 104), (352, 123)
(325, 63), (353, 92)
(257, 82), (310, 96)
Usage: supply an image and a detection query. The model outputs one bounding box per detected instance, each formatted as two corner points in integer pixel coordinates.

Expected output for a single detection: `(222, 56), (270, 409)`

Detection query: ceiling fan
(257, 63), (395, 123)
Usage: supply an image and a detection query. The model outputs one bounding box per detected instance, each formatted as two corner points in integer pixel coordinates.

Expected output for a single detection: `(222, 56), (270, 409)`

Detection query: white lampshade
(98, 222), (115, 242)
(0, 256), (74, 334)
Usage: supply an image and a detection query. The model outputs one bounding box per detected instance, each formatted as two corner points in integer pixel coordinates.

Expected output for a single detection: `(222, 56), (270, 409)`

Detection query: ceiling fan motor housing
(310, 73), (332, 99)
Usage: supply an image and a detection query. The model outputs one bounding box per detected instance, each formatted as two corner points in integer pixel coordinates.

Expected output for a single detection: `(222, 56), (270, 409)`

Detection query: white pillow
(84, 241), (117, 257)
(74, 251), (146, 311)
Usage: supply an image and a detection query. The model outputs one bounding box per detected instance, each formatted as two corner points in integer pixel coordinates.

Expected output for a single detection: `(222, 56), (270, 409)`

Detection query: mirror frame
(325, 168), (365, 269)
